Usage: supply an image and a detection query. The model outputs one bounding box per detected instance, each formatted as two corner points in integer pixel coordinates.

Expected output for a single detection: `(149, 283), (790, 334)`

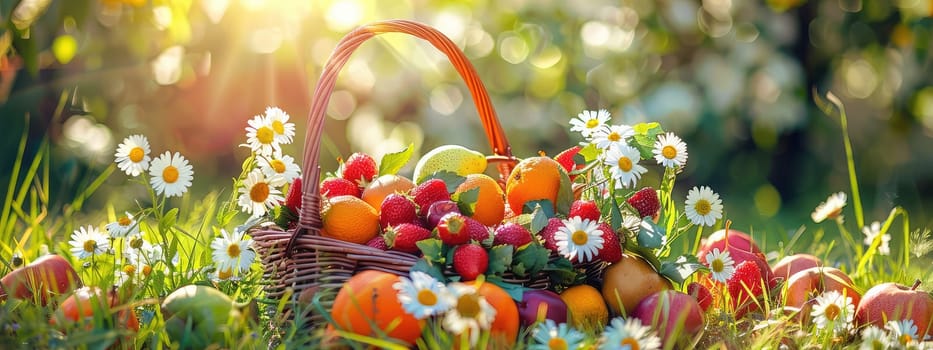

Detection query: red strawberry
(539, 218), (565, 253)
(342, 152), (377, 185)
(380, 194), (418, 229)
(366, 235), (388, 251)
(410, 179), (451, 217)
(595, 222), (622, 263)
(554, 146), (584, 180)
(493, 222), (533, 248)
(453, 244), (488, 281)
(727, 260), (765, 317)
(627, 187), (660, 218)
(687, 282), (713, 312)
(569, 200), (600, 222)
(437, 213), (471, 246)
(285, 178), (303, 213)
(384, 223), (432, 253)
(464, 217), (492, 243)
(319, 177), (360, 198)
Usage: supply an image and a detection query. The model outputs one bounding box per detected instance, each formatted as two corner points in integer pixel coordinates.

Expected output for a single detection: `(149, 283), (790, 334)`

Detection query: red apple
(50, 286), (139, 331)
(697, 229), (776, 288)
(632, 290), (704, 348)
(1, 254), (82, 305)
(856, 280), (932, 339)
(784, 267), (860, 310)
(772, 254), (822, 282)
(516, 289), (569, 326)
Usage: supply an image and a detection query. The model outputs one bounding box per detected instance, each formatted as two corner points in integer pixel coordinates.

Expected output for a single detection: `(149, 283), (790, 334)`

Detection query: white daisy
(105, 212), (139, 238)
(590, 124), (634, 150)
(603, 145), (647, 189)
(443, 282), (497, 347)
(530, 319), (585, 350)
(124, 235), (163, 266)
(257, 153), (301, 187)
(704, 248), (736, 283)
(599, 317), (662, 350)
(69, 225), (111, 259)
(264, 106), (296, 145)
(393, 271), (454, 319)
(810, 290), (855, 334)
(570, 109), (612, 138)
(860, 326), (892, 350)
(114, 135), (151, 177)
(862, 221), (892, 256)
(555, 217), (604, 263)
(652, 132), (688, 168)
(887, 319), (921, 347)
(149, 151), (194, 198)
(210, 229), (256, 273)
(237, 169), (284, 217)
(812, 192), (846, 224)
(684, 186), (723, 227)
(243, 114), (280, 156)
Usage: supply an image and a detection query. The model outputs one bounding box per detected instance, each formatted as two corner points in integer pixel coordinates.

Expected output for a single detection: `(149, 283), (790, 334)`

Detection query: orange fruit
(505, 157), (563, 215)
(560, 284), (609, 331)
(361, 174), (415, 213)
(330, 270), (424, 346)
(454, 174), (505, 226)
(451, 281), (519, 348)
(321, 195), (380, 244)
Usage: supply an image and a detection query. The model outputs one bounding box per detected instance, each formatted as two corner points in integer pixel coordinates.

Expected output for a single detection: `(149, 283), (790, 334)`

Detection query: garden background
(2, 0), (933, 266)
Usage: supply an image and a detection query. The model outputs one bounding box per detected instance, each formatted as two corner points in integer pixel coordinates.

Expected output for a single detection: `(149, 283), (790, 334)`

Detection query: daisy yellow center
(162, 165), (179, 184)
(662, 145), (677, 159)
(456, 293), (481, 318)
(142, 265), (152, 276)
(417, 289), (438, 306)
(123, 265), (136, 274)
(227, 243), (241, 258)
(621, 337), (640, 350)
(270, 159), (286, 173)
(129, 147), (145, 162)
(548, 338), (568, 350)
(250, 182), (270, 203)
(617, 157), (633, 172)
(572, 230), (589, 245)
(899, 334), (913, 345)
(711, 258), (724, 273)
(118, 216), (132, 226)
(586, 119), (599, 128)
(694, 200), (712, 216)
(257, 127), (275, 144)
(823, 304), (841, 321)
(218, 268), (233, 280)
(272, 120), (285, 134)
(608, 132), (621, 142)
(83, 240), (97, 252)
(827, 208), (842, 219)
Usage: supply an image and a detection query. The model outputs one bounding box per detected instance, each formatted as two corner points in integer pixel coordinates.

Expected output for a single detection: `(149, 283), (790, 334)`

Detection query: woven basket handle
(296, 19), (512, 238)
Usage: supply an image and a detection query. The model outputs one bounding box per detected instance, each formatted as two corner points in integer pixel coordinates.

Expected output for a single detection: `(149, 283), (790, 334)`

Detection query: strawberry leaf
(485, 276), (526, 301)
(543, 257), (578, 287)
(422, 170), (466, 193)
(578, 143), (600, 162)
(658, 255), (704, 284)
(453, 187), (480, 216)
(412, 258), (447, 282)
(486, 245), (513, 275)
(378, 143), (414, 176)
(631, 122), (665, 160)
(530, 207), (549, 234)
(555, 167), (574, 216)
(523, 200), (554, 216)
(417, 238), (446, 263)
(609, 196), (625, 233)
(512, 243), (549, 277)
(637, 216), (665, 249)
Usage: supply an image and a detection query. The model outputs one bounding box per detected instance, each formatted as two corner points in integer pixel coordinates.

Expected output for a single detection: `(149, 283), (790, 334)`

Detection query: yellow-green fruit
(413, 145), (487, 184)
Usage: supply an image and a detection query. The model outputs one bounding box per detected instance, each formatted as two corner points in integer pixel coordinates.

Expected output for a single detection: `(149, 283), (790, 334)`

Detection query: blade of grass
(814, 90), (864, 230)
(1, 117), (29, 240)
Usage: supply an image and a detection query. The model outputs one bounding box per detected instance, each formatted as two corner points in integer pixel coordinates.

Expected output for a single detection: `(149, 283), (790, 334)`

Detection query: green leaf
(659, 255), (705, 284)
(453, 187), (479, 216)
(508, 213), (534, 227)
(543, 257), (578, 287)
(530, 207), (549, 234)
(637, 217), (665, 249)
(633, 122), (662, 135)
(555, 167), (574, 216)
(422, 170), (465, 193)
(631, 122), (665, 160)
(511, 243), (550, 277)
(417, 238), (446, 263)
(379, 143), (414, 176)
(609, 196), (624, 233)
(486, 245), (514, 275)
(411, 258), (447, 283)
(485, 277), (526, 301)
(159, 208), (179, 232)
(578, 143), (600, 162)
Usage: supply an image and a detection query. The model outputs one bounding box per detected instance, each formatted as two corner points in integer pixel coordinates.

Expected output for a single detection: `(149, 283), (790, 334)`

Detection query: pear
(413, 145), (486, 184)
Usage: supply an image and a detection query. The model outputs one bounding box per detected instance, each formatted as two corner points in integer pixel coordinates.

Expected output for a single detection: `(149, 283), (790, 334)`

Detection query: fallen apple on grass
(161, 284), (247, 349)
(50, 286), (139, 330)
(856, 280), (932, 339)
(1, 254), (82, 305)
(631, 290), (705, 349)
(771, 253), (822, 282)
(784, 266), (861, 310)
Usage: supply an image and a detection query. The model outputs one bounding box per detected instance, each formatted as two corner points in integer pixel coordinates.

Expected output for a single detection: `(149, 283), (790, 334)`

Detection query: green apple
(161, 284), (244, 349)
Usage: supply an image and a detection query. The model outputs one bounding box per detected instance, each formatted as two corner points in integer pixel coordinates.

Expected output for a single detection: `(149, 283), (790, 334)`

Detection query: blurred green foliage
(2, 0), (933, 243)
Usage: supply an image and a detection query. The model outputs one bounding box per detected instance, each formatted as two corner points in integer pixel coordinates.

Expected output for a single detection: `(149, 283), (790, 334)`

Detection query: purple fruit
(425, 200), (461, 228)
(516, 289), (569, 327)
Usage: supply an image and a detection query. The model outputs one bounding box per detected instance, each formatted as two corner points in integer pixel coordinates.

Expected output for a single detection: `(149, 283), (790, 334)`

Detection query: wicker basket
(251, 19), (527, 323)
